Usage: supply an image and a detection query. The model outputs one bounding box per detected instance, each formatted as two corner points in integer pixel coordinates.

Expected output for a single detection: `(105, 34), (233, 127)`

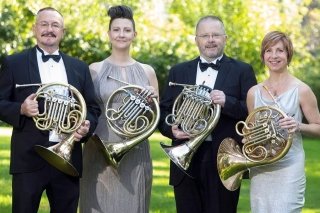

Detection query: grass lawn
(0, 127), (319, 212)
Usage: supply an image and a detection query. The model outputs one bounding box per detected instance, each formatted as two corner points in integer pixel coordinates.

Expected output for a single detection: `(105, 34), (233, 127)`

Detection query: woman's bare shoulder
(138, 62), (155, 74)
(89, 60), (105, 81)
(89, 61), (104, 72)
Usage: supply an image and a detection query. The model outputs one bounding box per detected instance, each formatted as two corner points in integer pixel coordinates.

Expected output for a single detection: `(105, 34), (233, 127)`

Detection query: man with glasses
(0, 7), (100, 213)
(158, 15), (257, 213)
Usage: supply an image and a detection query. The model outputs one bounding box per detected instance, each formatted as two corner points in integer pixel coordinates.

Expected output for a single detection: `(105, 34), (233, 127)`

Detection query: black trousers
(173, 161), (240, 213)
(12, 163), (79, 213)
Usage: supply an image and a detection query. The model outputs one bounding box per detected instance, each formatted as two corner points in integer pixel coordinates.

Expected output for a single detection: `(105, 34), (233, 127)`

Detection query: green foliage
(0, 0), (320, 97)
(0, 3), (34, 61)
(299, 0), (320, 102)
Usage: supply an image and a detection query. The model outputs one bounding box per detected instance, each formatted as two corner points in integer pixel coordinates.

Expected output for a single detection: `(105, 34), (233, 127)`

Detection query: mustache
(41, 32), (56, 37)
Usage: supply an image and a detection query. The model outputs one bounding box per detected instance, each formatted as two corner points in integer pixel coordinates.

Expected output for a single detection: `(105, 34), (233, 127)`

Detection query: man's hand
(172, 125), (190, 140)
(20, 93), (39, 117)
(210, 89), (225, 107)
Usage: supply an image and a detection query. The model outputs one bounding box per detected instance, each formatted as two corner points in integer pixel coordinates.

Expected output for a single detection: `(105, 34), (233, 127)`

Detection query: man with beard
(158, 16), (257, 213)
(0, 7), (100, 213)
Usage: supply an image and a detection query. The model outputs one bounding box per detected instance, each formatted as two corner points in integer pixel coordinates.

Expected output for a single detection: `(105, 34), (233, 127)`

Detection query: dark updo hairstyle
(107, 5), (135, 31)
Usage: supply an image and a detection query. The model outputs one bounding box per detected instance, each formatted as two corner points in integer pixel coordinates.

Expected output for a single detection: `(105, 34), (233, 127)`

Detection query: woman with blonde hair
(247, 31), (320, 213)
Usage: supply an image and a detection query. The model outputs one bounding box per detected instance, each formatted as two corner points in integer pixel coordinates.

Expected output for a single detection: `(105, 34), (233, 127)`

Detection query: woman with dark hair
(79, 5), (158, 213)
(247, 31), (320, 213)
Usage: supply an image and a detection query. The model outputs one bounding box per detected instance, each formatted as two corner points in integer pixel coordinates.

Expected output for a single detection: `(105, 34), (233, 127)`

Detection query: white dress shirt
(196, 55), (223, 141)
(36, 47), (68, 142)
(196, 55), (223, 89)
(36, 48), (68, 84)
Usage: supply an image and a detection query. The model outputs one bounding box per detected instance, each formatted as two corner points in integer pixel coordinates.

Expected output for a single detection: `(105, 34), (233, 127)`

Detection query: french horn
(160, 82), (221, 171)
(217, 105), (293, 191)
(92, 76), (160, 168)
(16, 83), (87, 176)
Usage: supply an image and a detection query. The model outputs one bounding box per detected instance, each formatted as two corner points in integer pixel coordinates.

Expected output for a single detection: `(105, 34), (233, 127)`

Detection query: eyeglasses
(36, 22), (63, 30)
(196, 34), (226, 40)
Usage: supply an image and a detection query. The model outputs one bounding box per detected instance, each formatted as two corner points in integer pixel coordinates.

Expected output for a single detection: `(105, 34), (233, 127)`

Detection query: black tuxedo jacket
(158, 55), (257, 185)
(0, 46), (101, 176)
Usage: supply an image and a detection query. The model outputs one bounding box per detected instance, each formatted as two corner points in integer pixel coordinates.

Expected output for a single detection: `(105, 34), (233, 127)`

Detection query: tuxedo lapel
(60, 53), (78, 88)
(185, 57), (199, 85)
(214, 55), (230, 90)
(28, 47), (42, 92)
(28, 48), (79, 89)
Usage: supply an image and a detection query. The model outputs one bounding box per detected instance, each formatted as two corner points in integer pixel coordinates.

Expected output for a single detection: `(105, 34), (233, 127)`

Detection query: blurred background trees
(1, 0), (319, 99)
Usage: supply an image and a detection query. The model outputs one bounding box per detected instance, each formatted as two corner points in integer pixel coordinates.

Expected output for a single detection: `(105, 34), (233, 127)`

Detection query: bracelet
(297, 122), (301, 133)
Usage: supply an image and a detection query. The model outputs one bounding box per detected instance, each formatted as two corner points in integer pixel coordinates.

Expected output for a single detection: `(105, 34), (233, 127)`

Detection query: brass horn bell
(17, 83), (87, 176)
(160, 82), (221, 172)
(93, 76), (160, 168)
(217, 106), (293, 191)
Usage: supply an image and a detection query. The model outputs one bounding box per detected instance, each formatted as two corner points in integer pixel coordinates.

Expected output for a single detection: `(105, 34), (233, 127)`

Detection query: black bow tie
(199, 60), (220, 72)
(36, 46), (61, 62)
(42, 54), (61, 62)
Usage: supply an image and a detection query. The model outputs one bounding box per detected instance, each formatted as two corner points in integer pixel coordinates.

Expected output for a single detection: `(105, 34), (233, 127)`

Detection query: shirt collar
(199, 55), (223, 64)
(36, 46), (60, 56)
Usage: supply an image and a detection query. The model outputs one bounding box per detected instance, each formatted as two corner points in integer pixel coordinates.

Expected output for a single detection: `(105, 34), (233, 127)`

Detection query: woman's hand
(143, 86), (158, 103)
(278, 116), (300, 133)
(73, 120), (90, 142)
